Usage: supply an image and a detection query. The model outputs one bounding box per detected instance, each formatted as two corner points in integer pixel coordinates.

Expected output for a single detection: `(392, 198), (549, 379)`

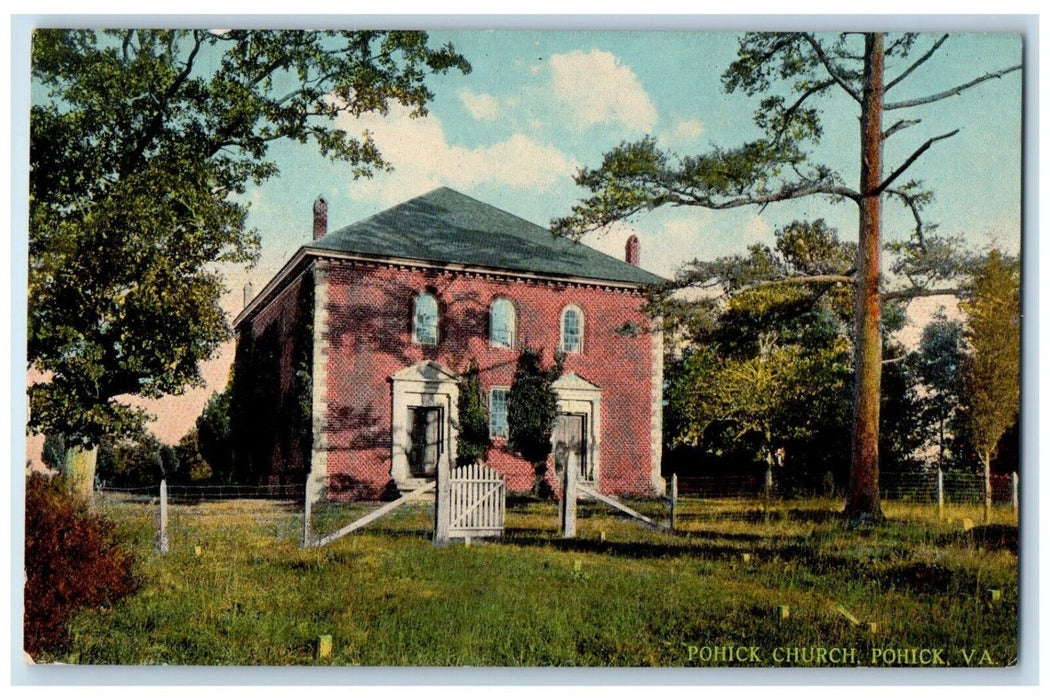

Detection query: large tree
(28, 29), (470, 494)
(960, 250), (1020, 523)
(662, 220), (855, 492)
(553, 32), (1019, 524)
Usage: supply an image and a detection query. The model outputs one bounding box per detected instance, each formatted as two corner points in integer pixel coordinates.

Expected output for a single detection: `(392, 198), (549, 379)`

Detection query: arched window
(489, 298), (517, 349)
(413, 293), (438, 345)
(560, 305), (583, 353)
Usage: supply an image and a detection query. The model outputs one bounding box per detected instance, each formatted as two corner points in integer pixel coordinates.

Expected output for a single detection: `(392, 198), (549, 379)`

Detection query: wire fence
(675, 470), (1018, 506)
(94, 468), (1018, 554)
(95, 482), (307, 552)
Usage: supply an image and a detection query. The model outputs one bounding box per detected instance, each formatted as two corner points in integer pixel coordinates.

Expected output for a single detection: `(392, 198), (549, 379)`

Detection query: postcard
(18, 20), (1026, 679)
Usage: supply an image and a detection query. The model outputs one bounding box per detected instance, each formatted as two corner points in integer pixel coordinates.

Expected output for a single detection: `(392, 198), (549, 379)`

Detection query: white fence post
(1011, 472), (1019, 513)
(937, 468), (944, 520)
(434, 457), (451, 546)
(301, 473), (316, 548)
(157, 479), (169, 554)
(561, 462), (577, 539)
(669, 473), (678, 532)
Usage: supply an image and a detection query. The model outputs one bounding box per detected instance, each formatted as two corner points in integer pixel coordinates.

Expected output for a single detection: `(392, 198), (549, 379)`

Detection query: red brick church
(233, 187), (664, 498)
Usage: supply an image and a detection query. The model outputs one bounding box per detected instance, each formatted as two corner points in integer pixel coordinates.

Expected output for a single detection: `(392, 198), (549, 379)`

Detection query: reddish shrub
(24, 473), (137, 657)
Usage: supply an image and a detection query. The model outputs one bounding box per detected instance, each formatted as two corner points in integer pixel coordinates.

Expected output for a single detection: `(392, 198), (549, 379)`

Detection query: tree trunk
(62, 444), (98, 500)
(845, 32), (885, 525)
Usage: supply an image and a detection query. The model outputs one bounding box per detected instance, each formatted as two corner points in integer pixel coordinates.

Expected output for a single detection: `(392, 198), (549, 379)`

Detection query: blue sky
(24, 29), (1025, 444)
(241, 30), (1022, 289)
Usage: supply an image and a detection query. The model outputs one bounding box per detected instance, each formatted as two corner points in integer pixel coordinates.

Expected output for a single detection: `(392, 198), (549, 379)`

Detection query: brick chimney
(625, 235), (640, 266)
(313, 195), (328, 240)
(243, 280), (254, 309)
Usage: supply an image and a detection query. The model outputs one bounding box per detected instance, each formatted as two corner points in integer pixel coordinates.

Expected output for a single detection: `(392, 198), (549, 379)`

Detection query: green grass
(50, 494), (1017, 667)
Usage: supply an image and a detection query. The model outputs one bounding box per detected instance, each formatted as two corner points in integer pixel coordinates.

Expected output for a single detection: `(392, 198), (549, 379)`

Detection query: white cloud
(659, 119), (706, 149)
(458, 90), (499, 121)
(579, 212), (711, 279)
(548, 49), (658, 132)
(897, 297), (962, 351)
(741, 214), (773, 248)
(338, 104), (577, 205)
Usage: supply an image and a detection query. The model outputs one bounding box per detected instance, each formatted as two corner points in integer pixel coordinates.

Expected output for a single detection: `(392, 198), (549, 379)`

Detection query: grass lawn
(51, 494), (1017, 667)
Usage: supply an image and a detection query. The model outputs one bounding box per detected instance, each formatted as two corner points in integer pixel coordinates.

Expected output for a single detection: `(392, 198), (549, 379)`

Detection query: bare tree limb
(882, 286), (965, 302)
(802, 34), (862, 104)
(885, 187), (928, 249)
(875, 129), (959, 195)
(882, 118), (921, 140)
(885, 64), (1022, 110)
(886, 34), (949, 91)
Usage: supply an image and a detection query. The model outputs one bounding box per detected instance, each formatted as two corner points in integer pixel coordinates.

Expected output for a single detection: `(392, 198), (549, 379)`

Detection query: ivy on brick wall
(230, 272), (314, 484)
(455, 358), (491, 468)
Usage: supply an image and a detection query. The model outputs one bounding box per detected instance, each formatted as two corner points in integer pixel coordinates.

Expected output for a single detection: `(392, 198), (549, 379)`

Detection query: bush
(24, 473), (137, 657)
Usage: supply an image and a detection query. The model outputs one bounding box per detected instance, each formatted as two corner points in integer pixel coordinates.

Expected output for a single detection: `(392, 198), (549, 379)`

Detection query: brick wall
(319, 260), (657, 498)
(236, 271), (313, 483)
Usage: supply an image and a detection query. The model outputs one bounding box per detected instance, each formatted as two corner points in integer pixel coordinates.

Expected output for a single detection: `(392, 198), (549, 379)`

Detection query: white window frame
(560, 304), (584, 354)
(489, 386), (510, 438)
(412, 292), (439, 345)
(489, 298), (517, 349)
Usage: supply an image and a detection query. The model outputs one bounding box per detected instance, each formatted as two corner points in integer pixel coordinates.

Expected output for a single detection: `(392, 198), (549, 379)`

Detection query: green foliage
(663, 221), (855, 488)
(658, 220), (855, 358)
(961, 250), (1021, 468)
(96, 432), (183, 487)
(24, 473), (137, 657)
(878, 343), (928, 479)
(455, 359), (491, 468)
(195, 387), (234, 481)
(28, 29), (470, 447)
(915, 311), (965, 470)
(507, 346), (564, 495)
(228, 275), (314, 484)
(175, 429), (212, 482)
(41, 433), (66, 472)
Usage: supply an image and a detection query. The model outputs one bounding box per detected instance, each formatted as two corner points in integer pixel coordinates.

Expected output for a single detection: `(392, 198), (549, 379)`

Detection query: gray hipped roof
(306, 187), (664, 286)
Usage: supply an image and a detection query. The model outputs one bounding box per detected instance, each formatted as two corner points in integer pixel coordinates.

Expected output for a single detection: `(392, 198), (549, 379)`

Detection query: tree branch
(886, 34), (949, 91)
(683, 183), (861, 210)
(884, 187), (928, 249)
(875, 129), (959, 195)
(122, 30), (204, 178)
(885, 64), (1022, 110)
(802, 34), (862, 104)
(732, 273), (856, 296)
(882, 286), (965, 302)
(882, 118), (921, 140)
(771, 79), (835, 145)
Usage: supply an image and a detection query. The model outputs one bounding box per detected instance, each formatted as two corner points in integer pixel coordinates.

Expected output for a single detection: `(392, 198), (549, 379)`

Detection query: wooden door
(553, 414), (588, 482)
(408, 406), (442, 477)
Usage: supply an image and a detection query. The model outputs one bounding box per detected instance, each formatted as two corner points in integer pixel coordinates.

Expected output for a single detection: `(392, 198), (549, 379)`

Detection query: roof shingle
(307, 187), (664, 286)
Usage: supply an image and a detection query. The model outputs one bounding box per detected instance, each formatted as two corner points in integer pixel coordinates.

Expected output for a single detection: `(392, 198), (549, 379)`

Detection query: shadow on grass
(936, 524), (1018, 554)
(501, 528), (983, 595)
(701, 507), (843, 525)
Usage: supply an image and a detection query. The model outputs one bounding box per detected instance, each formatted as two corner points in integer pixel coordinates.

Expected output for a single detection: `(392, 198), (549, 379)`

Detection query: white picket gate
(438, 462), (505, 542)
